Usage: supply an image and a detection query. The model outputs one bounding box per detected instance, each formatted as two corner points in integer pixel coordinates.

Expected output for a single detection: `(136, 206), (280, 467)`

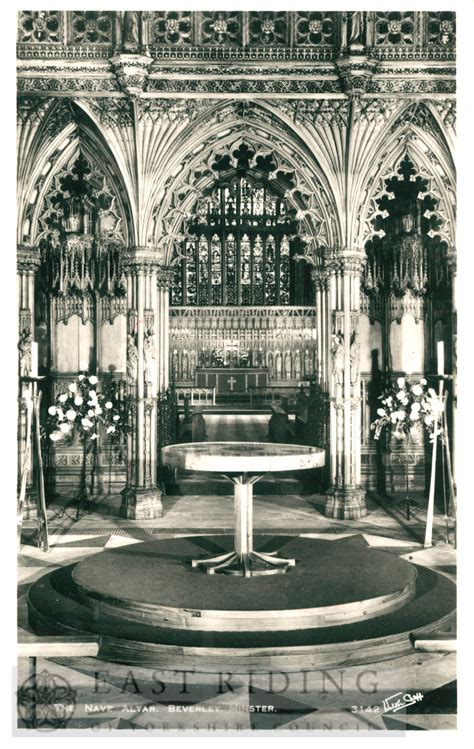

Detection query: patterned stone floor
(18, 487), (456, 735)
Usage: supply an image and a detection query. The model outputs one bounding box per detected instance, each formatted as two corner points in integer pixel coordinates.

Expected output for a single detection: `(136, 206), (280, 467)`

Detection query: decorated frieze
(17, 11), (456, 63)
(146, 78), (341, 95)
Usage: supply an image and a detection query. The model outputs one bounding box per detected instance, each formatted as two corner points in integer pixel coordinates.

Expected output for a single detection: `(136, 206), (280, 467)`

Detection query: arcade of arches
(17, 10), (456, 522)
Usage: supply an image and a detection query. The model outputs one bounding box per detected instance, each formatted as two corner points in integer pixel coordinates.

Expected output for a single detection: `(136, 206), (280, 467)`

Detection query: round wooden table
(161, 442), (325, 577)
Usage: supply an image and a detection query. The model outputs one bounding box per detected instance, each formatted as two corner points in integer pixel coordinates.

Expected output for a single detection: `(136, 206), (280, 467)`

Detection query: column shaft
(325, 248), (367, 519)
(120, 249), (172, 519)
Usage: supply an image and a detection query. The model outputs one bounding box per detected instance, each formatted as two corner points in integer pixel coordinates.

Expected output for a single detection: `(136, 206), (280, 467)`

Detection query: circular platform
(70, 536), (416, 631)
(27, 535), (456, 673)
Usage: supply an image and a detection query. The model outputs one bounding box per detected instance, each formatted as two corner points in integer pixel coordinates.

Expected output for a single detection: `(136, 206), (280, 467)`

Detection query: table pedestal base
(192, 549), (296, 577)
(191, 474), (296, 577)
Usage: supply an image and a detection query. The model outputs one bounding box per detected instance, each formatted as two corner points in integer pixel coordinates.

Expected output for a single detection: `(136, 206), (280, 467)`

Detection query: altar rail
(176, 387), (216, 407)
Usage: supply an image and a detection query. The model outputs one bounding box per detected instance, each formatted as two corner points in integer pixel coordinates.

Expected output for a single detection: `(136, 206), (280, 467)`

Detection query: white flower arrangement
(44, 373), (129, 446)
(371, 376), (442, 443)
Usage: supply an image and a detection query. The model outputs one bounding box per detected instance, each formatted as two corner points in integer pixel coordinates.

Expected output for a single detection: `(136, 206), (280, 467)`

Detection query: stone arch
(148, 100), (341, 267)
(19, 98), (134, 247)
(355, 101), (455, 251)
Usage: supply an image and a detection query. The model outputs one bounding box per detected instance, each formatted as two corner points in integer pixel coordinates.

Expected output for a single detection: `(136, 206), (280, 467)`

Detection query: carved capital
(324, 247), (366, 275)
(311, 268), (329, 290)
(17, 245), (41, 274)
(110, 53), (153, 97)
(156, 267), (175, 289)
(122, 247), (165, 274)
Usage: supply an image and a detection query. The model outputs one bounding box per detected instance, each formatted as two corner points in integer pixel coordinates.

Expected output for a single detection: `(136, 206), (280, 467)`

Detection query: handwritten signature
(382, 691), (424, 713)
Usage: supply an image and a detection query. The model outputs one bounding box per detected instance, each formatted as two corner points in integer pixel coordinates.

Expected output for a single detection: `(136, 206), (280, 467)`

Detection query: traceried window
(172, 176), (305, 306)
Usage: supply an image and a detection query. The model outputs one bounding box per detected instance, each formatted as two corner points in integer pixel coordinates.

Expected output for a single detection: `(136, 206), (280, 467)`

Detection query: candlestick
(437, 341), (445, 376)
(31, 341), (38, 377)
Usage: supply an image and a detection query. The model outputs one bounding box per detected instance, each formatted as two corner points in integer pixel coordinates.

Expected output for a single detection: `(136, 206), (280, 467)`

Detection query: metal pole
(424, 379), (444, 548)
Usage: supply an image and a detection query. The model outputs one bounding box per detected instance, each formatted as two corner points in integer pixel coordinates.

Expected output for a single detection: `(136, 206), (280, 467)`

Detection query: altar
(195, 367), (268, 395)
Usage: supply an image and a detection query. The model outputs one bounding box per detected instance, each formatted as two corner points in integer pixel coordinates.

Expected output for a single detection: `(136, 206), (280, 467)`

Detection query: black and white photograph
(11, 2), (470, 740)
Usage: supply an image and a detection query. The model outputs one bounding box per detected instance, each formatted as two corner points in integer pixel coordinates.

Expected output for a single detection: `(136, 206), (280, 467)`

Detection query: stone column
(446, 247), (457, 482)
(324, 248), (367, 519)
(156, 268), (174, 392)
(120, 248), (171, 519)
(17, 245), (41, 518)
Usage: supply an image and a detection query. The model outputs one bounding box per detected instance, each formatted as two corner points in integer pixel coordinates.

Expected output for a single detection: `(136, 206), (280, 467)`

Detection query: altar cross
(227, 376), (236, 392)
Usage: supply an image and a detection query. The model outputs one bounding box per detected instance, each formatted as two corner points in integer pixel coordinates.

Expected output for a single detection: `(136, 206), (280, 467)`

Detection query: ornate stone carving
(426, 11), (456, 47)
(350, 333), (360, 387)
(200, 12), (242, 46)
(374, 12), (415, 46)
(18, 77), (118, 93)
(294, 12), (337, 46)
(156, 268), (175, 288)
(110, 53), (153, 97)
(70, 11), (114, 45)
(18, 11), (62, 44)
(17, 246), (41, 274)
(122, 248), (166, 274)
(331, 333), (344, 388)
(248, 12), (287, 46)
(18, 330), (33, 377)
(143, 332), (157, 385)
(137, 98), (213, 125)
(126, 333), (139, 385)
(153, 12), (192, 46)
(336, 54), (379, 98)
(347, 11), (366, 48)
(324, 248), (366, 275)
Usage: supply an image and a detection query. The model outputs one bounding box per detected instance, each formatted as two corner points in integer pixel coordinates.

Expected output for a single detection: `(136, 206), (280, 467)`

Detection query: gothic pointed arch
(18, 98), (134, 247)
(356, 115), (455, 253)
(148, 100), (341, 269)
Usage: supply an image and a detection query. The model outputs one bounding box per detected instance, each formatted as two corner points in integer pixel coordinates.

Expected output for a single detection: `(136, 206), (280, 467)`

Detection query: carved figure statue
(350, 332), (360, 386)
(18, 330), (32, 377)
(190, 350), (197, 378)
(143, 332), (156, 385)
(284, 351), (292, 380)
(172, 350), (179, 382)
(304, 349), (311, 377)
(126, 333), (138, 385)
(275, 351), (282, 379)
(347, 11), (365, 47)
(294, 350), (302, 381)
(123, 11), (141, 48)
(182, 350), (189, 381)
(332, 333), (344, 387)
